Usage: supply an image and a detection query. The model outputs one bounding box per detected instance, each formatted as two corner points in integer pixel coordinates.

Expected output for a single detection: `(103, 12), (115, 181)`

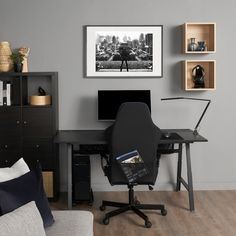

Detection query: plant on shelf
(10, 51), (25, 72)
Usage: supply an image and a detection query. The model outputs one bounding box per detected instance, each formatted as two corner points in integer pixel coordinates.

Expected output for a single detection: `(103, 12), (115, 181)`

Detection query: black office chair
(100, 102), (167, 228)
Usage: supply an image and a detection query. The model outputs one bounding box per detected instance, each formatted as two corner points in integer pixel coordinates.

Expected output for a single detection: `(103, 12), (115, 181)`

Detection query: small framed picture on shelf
(86, 25), (163, 78)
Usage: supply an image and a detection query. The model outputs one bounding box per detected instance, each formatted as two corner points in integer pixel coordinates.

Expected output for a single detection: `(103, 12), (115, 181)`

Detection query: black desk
(54, 129), (207, 211)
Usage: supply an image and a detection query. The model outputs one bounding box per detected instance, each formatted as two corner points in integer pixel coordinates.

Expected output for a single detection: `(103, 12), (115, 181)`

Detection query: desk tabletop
(54, 129), (207, 144)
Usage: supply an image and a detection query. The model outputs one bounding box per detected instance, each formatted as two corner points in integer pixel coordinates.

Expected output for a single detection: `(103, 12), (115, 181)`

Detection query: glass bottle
(189, 38), (197, 51)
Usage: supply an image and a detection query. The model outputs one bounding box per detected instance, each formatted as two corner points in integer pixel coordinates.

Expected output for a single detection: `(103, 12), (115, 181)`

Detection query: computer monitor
(98, 90), (151, 120)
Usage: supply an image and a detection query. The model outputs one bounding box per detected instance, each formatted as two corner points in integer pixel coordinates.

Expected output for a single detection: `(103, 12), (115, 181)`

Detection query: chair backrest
(109, 102), (162, 185)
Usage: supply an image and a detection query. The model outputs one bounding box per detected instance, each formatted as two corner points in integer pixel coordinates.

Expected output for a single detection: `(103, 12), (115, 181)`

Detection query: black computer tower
(72, 154), (93, 204)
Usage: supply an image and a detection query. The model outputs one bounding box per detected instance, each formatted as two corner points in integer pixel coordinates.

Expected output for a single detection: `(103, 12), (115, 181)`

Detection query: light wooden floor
(50, 190), (236, 236)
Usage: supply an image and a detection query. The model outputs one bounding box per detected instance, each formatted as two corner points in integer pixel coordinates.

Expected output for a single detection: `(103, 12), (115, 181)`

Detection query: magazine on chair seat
(116, 150), (149, 183)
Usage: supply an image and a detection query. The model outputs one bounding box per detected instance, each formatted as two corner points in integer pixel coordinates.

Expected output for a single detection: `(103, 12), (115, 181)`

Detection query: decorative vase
(197, 41), (206, 51)
(188, 38), (198, 51)
(14, 63), (23, 72)
(0, 41), (13, 72)
(192, 65), (205, 88)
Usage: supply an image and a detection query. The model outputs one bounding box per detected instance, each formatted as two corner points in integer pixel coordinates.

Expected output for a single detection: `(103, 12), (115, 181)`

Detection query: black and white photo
(86, 26), (163, 78)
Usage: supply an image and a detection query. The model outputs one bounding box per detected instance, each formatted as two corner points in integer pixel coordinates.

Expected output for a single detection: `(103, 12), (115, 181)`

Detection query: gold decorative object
(42, 171), (54, 198)
(30, 95), (51, 106)
(0, 63), (12, 72)
(18, 47), (30, 72)
(0, 41), (13, 72)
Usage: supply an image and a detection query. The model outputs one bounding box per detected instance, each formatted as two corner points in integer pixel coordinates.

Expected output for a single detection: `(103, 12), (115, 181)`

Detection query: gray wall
(1, 0), (236, 191)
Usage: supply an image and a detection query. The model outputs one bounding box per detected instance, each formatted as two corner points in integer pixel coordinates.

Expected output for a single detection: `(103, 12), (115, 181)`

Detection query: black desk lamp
(161, 97), (211, 136)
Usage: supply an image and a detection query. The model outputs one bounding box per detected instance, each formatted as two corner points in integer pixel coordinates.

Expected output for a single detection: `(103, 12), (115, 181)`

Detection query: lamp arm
(193, 100), (211, 135)
(161, 97), (210, 102)
(161, 97), (211, 136)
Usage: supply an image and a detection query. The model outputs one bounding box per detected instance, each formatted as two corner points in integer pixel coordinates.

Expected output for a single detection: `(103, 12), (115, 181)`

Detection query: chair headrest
(116, 102), (151, 120)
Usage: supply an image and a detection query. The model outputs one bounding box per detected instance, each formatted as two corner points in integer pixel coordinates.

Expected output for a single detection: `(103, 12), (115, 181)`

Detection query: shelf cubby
(183, 60), (216, 91)
(183, 23), (216, 53)
(22, 74), (53, 106)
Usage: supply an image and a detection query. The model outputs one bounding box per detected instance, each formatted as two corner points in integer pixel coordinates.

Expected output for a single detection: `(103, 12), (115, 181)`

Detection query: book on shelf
(6, 82), (11, 106)
(116, 150), (149, 183)
(0, 80), (3, 106)
(1, 81), (12, 106)
(3, 81), (7, 106)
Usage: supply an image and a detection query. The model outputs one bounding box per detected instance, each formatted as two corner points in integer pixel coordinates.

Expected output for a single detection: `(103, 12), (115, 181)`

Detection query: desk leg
(176, 143), (183, 191)
(67, 144), (72, 210)
(186, 143), (194, 212)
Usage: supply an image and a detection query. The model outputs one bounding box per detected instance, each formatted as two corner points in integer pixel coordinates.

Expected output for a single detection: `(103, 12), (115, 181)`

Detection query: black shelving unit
(0, 72), (59, 200)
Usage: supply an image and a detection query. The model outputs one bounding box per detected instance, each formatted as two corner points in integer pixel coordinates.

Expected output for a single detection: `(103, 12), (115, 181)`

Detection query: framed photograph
(86, 25), (163, 78)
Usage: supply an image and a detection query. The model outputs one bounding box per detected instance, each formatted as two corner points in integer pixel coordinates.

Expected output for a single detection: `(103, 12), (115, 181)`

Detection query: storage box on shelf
(0, 72), (59, 200)
(183, 60), (216, 91)
(183, 23), (216, 54)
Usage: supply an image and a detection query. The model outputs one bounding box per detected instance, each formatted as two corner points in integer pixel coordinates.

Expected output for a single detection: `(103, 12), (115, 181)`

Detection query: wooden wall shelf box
(183, 60), (216, 91)
(183, 23), (216, 54)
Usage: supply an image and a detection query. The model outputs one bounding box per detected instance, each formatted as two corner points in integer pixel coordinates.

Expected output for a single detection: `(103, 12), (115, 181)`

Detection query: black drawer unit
(0, 107), (21, 137)
(23, 138), (53, 154)
(0, 137), (22, 166)
(24, 155), (54, 170)
(22, 107), (52, 137)
(0, 72), (59, 200)
(23, 138), (54, 169)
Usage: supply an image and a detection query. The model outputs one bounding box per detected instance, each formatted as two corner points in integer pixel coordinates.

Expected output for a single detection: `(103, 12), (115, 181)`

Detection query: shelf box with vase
(183, 23), (216, 54)
(183, 60), (216, 91)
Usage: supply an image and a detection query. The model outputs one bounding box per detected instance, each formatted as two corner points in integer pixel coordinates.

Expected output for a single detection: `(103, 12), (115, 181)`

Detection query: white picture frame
(86, 25), (163, 78)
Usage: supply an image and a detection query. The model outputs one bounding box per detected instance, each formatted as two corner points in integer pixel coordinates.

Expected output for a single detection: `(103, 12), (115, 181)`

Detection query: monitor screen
(98, 90), (151, 120)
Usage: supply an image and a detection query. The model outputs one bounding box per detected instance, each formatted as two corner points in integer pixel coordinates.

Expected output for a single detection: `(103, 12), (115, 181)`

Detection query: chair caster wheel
(100, 205), (106, 211)
(145, 220), (152, 228)
(161, 209), (167, 216)
(103, 217), (109, 225)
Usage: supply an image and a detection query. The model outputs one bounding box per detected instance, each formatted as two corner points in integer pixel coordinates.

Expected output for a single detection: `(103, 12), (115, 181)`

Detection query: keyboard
(73, 144), (109, 154)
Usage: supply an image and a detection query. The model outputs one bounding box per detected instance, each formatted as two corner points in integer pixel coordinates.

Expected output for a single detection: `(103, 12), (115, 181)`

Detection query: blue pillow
(0, 165), (54, 227)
